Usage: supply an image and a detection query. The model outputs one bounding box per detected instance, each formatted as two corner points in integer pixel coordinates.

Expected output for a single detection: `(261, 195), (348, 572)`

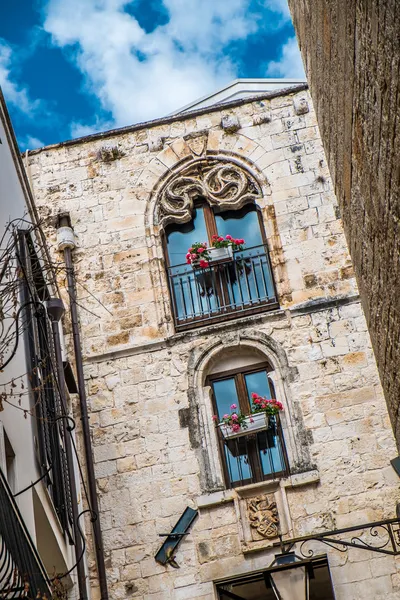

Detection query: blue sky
(0, 0), (305, 149)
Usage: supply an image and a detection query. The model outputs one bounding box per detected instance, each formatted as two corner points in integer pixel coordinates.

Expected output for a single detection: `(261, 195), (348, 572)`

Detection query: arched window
(205, 352), (289, 488)
(164, 199), (277, 329)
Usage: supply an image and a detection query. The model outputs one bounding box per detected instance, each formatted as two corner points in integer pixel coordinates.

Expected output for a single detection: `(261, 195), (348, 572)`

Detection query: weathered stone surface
(220, 114), (240, 133)
(288, 0), (400, 448)
(28, 88), (399, 598)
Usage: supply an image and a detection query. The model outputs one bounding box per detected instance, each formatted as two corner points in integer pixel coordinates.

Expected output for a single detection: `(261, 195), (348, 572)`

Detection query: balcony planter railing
(168, 244), (278, 329)
(195, 245), (233, 265)
(219, 412), (270, 439)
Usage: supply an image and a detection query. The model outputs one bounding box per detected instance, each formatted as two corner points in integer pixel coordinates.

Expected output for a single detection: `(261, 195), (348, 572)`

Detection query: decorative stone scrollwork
(157, 158), (262, 227)
(247, 495), (279, 539)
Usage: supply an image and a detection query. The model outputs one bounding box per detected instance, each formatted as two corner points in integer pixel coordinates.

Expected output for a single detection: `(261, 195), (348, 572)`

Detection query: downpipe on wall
(57, 215), (110, 600)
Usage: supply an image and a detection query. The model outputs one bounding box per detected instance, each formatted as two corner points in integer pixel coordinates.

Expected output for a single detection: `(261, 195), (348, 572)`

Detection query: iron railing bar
(178, 277), (188, 320)
(252, 257), (262, 304)
(258, 255), (269, 300)
(235, 257), (246, 309)
(169, 275), (182, 327)
(192, 272), (204, 318)
(187, 273), (197, 319)
(242, 258), (252, 305)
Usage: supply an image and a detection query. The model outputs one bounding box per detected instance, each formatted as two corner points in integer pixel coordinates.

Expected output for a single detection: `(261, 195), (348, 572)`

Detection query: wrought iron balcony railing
(0, 469), (51, 598)
(167, 244), (278, 330)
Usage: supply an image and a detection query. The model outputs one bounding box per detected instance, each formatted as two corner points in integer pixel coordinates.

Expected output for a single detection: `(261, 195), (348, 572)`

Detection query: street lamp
(264, 552), (313, 600)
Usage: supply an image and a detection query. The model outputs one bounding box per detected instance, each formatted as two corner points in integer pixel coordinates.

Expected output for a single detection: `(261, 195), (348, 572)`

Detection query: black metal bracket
(278, 517), (400, 558)
(155, 507), (198, 567)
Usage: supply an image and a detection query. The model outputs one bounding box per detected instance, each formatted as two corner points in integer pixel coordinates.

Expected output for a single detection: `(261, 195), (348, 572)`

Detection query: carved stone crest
(247, 495), (279, 539)
(157, 158), (262, 227)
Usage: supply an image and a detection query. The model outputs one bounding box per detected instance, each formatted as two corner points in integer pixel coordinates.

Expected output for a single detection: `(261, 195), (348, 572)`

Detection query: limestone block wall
(287, 0), (400, 446)
(27, 88), (400, 600)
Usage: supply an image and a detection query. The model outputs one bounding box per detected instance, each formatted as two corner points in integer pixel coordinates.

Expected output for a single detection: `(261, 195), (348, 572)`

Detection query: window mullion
(203, 203), (218, 244)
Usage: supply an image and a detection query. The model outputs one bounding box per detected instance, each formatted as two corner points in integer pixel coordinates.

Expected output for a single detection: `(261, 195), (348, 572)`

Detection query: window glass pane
(257, 419), (286, 476)
(213, 378), (252, 484)
(213, 378), (239, 419)
(214, 205), (263, 248)
(166, 207), (208, 267)
(166, 207), (220, 320)
(244, 370), (271, 400)
(244, 371), (285, 476)
(215, 206), (274, 306)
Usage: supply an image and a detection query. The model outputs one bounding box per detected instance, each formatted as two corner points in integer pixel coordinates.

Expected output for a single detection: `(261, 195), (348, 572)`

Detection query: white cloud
(0, 39), (42, 116)
(43, 0), (283, 135)
(70, 118), (114, 139)
(20, 135), (45, 149)
(266, 36), (305, 79)
(263, 0), (291, 20)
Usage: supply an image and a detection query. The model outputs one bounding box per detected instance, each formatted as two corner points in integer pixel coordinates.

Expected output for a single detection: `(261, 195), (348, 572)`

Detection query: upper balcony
(167, 244), (278, 331)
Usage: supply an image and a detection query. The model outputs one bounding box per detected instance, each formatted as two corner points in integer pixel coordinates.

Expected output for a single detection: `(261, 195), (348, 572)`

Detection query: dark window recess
(18, 232), (74, 538)
(208, 364), (289, 488)
(164, 201), (278, 330)
(216, 555), (336, 599)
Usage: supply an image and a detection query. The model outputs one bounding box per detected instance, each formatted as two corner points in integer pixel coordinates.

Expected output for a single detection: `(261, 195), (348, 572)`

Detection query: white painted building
(0, 90), (88, 599)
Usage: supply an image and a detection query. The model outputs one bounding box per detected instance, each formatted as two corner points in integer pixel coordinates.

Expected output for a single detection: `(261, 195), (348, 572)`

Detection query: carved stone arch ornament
(154, 154), (265, 229)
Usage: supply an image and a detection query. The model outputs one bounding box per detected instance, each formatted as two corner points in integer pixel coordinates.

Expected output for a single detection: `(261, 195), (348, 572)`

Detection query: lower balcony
(0, 469), (51, 598)
(167, 244), (278, 330)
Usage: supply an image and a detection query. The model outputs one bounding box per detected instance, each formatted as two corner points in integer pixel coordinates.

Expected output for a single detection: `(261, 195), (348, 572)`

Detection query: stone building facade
(28, 86), (400, 599)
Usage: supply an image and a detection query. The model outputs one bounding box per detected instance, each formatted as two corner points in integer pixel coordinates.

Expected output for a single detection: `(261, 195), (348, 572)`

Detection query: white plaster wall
(0, 102), (76, 589)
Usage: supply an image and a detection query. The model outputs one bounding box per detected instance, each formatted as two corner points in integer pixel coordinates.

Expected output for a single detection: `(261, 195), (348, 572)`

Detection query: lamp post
(265, 553), (313, 600)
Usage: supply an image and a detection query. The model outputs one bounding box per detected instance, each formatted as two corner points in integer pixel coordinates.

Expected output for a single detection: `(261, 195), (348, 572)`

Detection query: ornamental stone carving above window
(157, 158), (262, 228)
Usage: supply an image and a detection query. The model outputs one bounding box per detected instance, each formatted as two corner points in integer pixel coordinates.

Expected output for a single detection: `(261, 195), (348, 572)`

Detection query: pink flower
(238, 238), (245, 244)
(188, 248), (193, 253)
(251, 392), (258, 399)
(230, 403), (237, 410)
(249, 417), (254, 423)
(186, 259), (191, 264)
(218, 236), (224, 242)
(186, 252), (191, 259)
(212, 415), (219, 422)
(199, 260), (209, 268)
(197, 247), (205, 254)
(223, 414), (229, 420)
(231, 423), (241, 432)
(225, 235), (232, 240)
(231, 413), (238, 421)
(253, 398), (261, 404)
(212, 234), (219, 240)
(190, 253), (197, 260)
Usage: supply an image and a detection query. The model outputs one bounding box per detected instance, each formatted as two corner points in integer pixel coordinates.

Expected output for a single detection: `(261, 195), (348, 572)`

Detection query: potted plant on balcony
(213, 396), (283, 440)
(212, 404), (251, 439)
(208, 235), (245, 263)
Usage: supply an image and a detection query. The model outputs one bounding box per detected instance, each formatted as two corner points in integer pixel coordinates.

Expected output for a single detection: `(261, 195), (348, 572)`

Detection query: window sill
(197, 489), (236, 509)
(235, 469), (320, 497)
(197, 470), (319, 509)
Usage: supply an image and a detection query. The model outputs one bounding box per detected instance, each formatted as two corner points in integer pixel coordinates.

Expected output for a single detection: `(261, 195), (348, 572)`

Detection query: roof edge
(26, 83), (308, 155)
(169, 78), (307, 116)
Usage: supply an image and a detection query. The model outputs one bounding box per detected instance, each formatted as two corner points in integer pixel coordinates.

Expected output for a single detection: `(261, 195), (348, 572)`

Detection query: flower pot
(219, 412), (270, 440)
(207, 246), (233, 263)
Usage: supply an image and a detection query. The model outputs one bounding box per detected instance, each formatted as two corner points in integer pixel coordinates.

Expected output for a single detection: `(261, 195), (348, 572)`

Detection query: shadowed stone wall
(287, 0), (400, 446)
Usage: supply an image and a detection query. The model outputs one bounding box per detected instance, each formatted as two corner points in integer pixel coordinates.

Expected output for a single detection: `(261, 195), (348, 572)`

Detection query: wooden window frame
(206, 363), (289, 489)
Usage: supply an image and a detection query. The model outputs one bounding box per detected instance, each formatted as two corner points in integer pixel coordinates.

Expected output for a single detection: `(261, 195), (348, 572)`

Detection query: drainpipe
(56, 216), (109, 600)
(47, 298), (87, 600)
